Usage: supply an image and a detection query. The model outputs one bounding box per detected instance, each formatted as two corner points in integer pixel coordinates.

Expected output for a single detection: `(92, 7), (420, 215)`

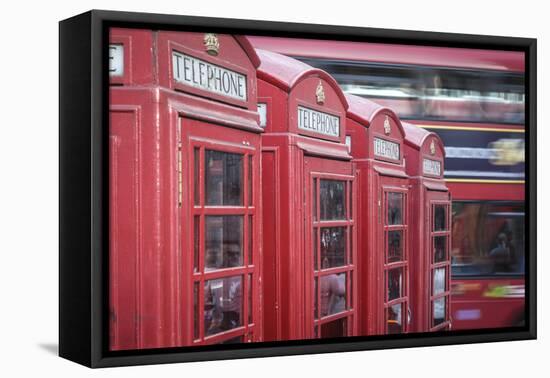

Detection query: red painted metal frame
(402, 122), (451, 332)
(256, 48), (356, 341)
(108, 28), (263, 350)
(305, 161), (357, 339)
(345, 94), (411, 336)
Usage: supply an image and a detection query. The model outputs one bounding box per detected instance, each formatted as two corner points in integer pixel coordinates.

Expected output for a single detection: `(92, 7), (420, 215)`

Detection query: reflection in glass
(320, 317), (347, 338)
(320, 180), (346, 220)
(314, 229), (318, 271)
(314, 277), (318, 319)
(320, 273), (346, 317)
(451, 201), (525, 276)
(387, 303), (403, 334)
(248, 274), (252, 325)
(434, 205), (446, 231)
(248, 155), (253, 206)
(387, 230), (403, 263)
(194, 216), (200, 272)
(313, 178), (317, 221)
(221, 336), (243, 344)
(387, 268), (403, 301)
(194, 282), (199, 339)
(205, 216), (243, 270)
(433, 297), (446, 326)
(204, 276), (243, 336)
(194, 148), (200, 205)
(205, 150), (243, 206)
(387, 192), (403, 225)
(248, 215), (253, 265)
(434, 236), (447, 263)
(320, 227), (346, 268)
(433, 268), (446, 295)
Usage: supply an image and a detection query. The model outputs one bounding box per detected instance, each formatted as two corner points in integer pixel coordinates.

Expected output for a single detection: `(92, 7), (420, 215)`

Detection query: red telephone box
(255, 49), (357, 341)
(402, 122), (452, 332)
(345, 94), (410, 336)
(109, 29), (264, 349)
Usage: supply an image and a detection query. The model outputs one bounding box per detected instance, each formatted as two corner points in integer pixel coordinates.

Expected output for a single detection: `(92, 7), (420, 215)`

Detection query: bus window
(451, 201), (525, 276)
(296, 58), (525, 125)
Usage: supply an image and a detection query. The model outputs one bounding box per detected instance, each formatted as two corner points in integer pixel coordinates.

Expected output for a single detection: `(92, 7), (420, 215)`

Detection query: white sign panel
(374, 137), (400, 161)
(297, 106), (340, 138)
(109, 44), (124, 77)
(172, 51), (247, 101)
(257, 103), (267, 128)
(423, 158), (442, 176)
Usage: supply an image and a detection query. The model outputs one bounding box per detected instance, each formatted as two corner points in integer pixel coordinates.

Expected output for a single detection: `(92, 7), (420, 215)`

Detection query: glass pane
(205, 150), (243, 206)
(204, 276), (243, 336)
(320, 273), (346, 317)
(248, 155), (253, 206)
(434, 236), (447, 263)
(221, 336), (243, 344)
(434, 205), (447, 231)
(313, 178), (317, 222)
(349, 227), (353, 265)
(194, 216), (200, 272)
(387, 268), (403, 301)
(248, 215), (253, 265)
(349, 271), (353, 310)
(433, 267), (446, 295)
(205, 216), (243, 271)
(387, 192), (403, 225)
(348, 181), (352, 220)
(320, 317), (347, 338)
(320, 180), (346, 220)
(320, 227), (346, 268)
(387, 230), (403, 263)
(386, 303), (403, 334)
(433, 297), (446, 326)
(314, 277), (318, 319)
(194, 148), (200, 205)
(248, 274), (252, 325)
(451, 201), (525, 276)
(194, 282), (199, 340)
(314, 229), (319, 271)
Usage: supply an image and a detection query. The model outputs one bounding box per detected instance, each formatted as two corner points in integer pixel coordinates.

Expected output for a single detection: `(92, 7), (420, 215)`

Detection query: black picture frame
(59, 9), (536, 368)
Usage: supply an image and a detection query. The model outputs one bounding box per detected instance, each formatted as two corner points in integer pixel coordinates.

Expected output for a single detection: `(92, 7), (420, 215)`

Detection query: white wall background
(0, 0), (546, 375)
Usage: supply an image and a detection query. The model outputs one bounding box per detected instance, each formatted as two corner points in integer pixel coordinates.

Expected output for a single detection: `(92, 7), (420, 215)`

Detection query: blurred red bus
(248, 36), (526, 330)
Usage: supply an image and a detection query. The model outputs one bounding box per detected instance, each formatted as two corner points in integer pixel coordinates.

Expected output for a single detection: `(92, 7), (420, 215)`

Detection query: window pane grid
(191, 146), (255, 344)
(383, 190), (408, 334)
(312, 176), (354, 338)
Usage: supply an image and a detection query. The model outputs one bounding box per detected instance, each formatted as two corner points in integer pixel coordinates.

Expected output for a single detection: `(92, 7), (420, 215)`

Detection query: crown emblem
(384, 115), (391, 135)
(204, 33), (220, 56)
(315, 81), (325, 105)
(430, 139), (436, 155)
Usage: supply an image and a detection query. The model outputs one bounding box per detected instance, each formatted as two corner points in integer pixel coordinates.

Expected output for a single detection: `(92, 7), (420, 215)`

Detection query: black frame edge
(526, 38), (537, 340)
(59, 11), (93, 367)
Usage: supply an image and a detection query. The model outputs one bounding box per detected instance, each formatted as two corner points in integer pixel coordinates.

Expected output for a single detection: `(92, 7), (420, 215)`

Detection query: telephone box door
(379, 179), (409, 334)
(426, 190), (452, 331)
(304, 156), (356, 339)
(181, 117), (261, 345)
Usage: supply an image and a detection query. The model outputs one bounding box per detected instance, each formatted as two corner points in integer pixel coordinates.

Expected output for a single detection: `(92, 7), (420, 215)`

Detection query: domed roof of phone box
(402, 121), (445, 157)
(344, 92), (404, 136)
